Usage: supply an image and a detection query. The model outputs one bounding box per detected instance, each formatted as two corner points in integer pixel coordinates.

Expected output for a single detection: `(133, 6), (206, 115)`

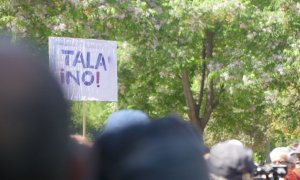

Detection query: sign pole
(82, 102), (87, 137)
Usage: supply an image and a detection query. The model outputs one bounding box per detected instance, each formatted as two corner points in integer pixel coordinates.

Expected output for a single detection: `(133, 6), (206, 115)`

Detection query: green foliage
(1, 0), (299, 157)
(70, 101), (117, 139)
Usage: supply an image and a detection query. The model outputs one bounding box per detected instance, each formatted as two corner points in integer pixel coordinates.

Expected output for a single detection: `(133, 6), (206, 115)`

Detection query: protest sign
(49, 37), (117, 101)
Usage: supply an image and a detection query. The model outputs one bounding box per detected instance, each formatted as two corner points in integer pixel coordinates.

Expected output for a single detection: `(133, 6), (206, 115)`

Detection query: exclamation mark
(96, 71), (100, 87)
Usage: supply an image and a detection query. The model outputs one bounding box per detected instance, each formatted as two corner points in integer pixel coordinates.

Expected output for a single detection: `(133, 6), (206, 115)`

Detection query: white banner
(49, 37), (117, 101)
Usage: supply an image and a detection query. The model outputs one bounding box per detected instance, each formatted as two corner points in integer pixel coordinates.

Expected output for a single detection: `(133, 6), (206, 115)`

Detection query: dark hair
(0, 40), (70, 180)
(94, 115), (209, 180)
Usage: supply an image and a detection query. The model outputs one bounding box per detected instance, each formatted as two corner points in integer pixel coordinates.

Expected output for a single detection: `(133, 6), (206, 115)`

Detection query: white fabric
(49, 37), (117, 101)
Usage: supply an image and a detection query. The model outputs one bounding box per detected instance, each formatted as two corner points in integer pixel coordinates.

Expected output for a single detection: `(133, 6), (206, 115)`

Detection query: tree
(0, 0), (299, 152)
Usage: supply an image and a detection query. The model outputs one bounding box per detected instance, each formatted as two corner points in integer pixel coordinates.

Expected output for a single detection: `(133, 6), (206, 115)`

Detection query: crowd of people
(1, 41), (300, 180)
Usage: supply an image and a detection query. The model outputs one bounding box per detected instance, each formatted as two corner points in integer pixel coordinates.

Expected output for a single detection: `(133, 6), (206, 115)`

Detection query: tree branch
(213, 84), (225, 108)
(205, 30), (214, 58)
(201, 30), (214, 129)
(181, 69), (199, 125)
(197, 38), (207, 116)
(202, 80), (214, 128)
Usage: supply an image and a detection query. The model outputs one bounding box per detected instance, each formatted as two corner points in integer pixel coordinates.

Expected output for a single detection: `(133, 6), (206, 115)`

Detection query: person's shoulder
(287, 170), (300, 180)
(293, 170), (300, 180)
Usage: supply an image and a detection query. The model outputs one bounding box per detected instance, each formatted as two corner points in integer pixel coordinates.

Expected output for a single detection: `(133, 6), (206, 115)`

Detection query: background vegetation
(0, 0), (299, 161)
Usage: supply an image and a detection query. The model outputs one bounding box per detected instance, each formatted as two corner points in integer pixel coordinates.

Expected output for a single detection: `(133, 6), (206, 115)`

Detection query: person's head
(208, 140), (255, 180)
(0, 40), (70, 180)
(103, 109), (149, 134)
(270, 147), (291, 165)
(94, 115), (209, 180)
(290, 144), (300, 168)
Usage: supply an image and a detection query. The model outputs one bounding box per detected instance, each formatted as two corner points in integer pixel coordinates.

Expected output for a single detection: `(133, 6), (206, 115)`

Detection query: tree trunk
(181, 30), (216, 133)
(181, 69), (200, 126)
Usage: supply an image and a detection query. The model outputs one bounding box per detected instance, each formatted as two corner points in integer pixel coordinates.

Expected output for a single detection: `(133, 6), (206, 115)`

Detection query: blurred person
(0, 40), (70, 180)
(102, 109), (149, 134)
(94, 115), (209, 180)
(270, 147), (292, 166)
(290, 143), (300, 168)
(71, 134), (93, 147)
(208, 140), (255, 180)
(69, 135), (93, 180)
(290, 144), (300, 178)
(203, 145), (210, 160)
(93, 109), (150, 180)
(270, 147), (300, 180)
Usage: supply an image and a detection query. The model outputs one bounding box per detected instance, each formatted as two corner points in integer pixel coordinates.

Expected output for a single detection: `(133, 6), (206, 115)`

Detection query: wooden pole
(82, 102), (87, 137)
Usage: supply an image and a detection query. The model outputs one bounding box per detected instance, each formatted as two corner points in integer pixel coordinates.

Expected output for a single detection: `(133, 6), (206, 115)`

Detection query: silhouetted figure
(270, 147), (300, 180)
(208, 140), (255, 180)
(0, 41), (70, 180)
(94, 115), (209, 180)
(69, 135), (93, 180)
